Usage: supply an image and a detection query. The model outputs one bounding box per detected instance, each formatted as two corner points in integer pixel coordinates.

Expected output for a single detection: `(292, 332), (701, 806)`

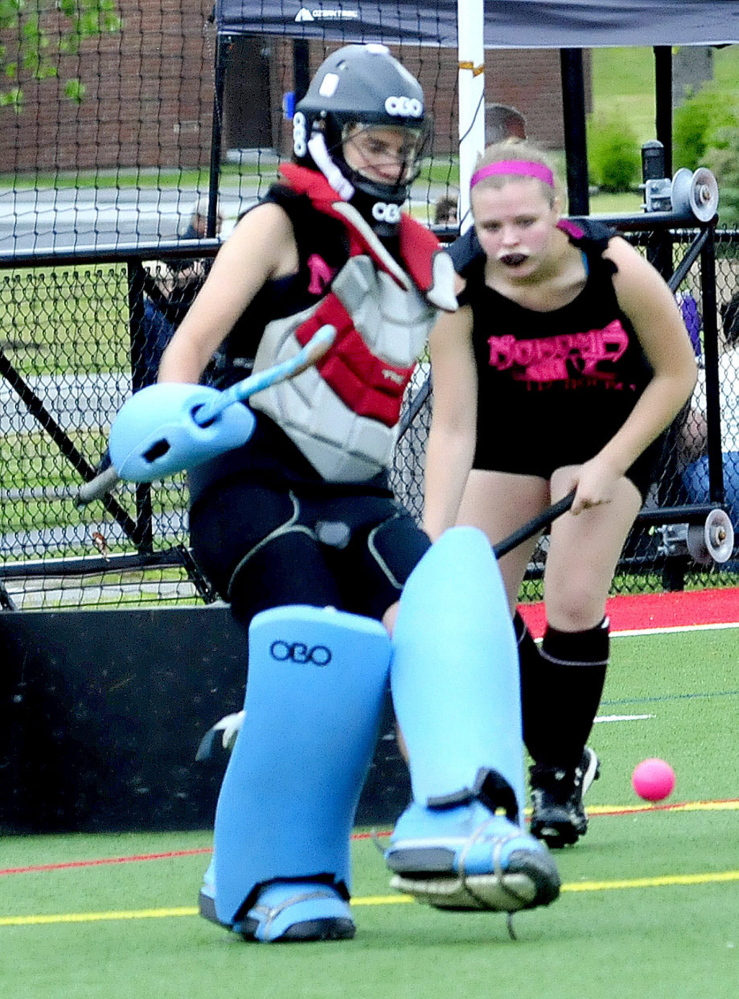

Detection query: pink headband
(470, 160), (555, 190)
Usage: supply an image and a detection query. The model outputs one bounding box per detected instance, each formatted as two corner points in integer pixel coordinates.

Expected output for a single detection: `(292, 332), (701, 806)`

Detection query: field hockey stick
(76, 325), (336, 506)
(492, 490), (576, 559)
(195, 324), (335, 425)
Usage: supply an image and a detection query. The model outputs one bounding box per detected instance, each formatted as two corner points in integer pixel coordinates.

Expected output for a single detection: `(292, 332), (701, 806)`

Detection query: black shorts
(472, 437), (663, 503)
(473, 409), (664, 503)
(189, 480), (431, 624)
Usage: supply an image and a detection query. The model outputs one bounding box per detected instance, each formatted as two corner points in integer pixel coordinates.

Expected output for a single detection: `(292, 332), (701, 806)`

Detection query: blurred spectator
(92, 197), (224, 477)
(433, 195), (459, 227)
(680, 291), (739, 541)
(447, 105), (528, 271)
(484, 103), (527, 143)
(150, 197), (224, 326)
(179, 195), (222, 241)
(139, 197), (224, 381)
(676, 290), (703, 360)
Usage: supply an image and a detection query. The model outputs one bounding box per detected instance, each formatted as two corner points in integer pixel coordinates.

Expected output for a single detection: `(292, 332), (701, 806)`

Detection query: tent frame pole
(653, 46), (673, 176)
(457, 0), (486, 230)
(560, 48), (589, 215)
(207, 34), (230, 238)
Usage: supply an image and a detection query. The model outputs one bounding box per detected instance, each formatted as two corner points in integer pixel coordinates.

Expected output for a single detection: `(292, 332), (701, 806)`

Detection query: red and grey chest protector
(249, 166), (456, 482)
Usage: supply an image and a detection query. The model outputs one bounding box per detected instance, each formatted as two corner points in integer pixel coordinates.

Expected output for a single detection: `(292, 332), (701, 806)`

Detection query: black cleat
(529, 747), (600, 848)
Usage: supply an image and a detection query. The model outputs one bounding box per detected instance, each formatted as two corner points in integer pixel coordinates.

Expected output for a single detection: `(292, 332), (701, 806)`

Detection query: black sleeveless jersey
(188, 182), (404, 503)
(209, 183), (351, 390)
(458, 218), (654, 471)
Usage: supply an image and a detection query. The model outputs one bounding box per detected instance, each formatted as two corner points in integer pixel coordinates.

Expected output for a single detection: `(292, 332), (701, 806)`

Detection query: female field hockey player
(424, 141), (697, 848)
(153, 50), (561, 942)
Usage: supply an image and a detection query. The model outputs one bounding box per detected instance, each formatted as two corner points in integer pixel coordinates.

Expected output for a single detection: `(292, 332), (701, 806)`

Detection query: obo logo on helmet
(293, 111), (308, 159)
(372, 202), (401, 223)
(384, 96), (423, 118)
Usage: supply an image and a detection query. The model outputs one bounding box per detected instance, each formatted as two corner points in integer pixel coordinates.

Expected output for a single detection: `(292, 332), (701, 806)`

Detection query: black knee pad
(333, 511), (430, 621)
(189, 483), (297, 601)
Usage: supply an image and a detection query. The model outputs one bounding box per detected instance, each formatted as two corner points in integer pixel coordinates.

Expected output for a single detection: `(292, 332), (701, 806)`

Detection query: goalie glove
(109, 383), (255, 483)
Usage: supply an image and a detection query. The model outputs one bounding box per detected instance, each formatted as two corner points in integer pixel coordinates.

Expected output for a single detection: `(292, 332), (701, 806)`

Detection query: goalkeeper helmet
(293, 44), (429, 233)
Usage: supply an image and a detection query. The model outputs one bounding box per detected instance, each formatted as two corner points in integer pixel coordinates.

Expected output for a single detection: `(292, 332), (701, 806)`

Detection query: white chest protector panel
(250, 254), (440, 482)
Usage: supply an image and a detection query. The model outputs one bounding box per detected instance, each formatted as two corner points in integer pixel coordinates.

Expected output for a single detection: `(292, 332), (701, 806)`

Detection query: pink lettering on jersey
(487, 319), (630, 383)
(306, 254), (335, 295)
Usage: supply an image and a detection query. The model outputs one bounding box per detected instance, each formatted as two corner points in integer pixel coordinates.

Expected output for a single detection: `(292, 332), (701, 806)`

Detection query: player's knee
(228, 530), (341, 620)
(545, 576), (609, 632)
(547, 604), (606, 633)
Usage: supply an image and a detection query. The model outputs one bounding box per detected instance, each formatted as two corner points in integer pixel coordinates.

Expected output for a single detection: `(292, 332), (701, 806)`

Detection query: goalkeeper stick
(76, 325), (335, 506)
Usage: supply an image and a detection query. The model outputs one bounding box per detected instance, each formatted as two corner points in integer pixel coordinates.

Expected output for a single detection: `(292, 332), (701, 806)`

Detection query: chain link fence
(1, 223), (738, 611)
(1, 6), (738, 609)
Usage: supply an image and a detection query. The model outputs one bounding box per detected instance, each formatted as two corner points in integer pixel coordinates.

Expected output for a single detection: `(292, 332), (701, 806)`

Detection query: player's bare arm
(424, 303), (478, 540)
(158, 202), (298, 384)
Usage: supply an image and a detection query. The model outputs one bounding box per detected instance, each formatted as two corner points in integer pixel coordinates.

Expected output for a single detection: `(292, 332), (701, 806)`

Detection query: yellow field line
(2, 870), (738, 926)
(586, 800), (739, 816)
(0, 907), (199, 926)
(560, 870), (739, 892)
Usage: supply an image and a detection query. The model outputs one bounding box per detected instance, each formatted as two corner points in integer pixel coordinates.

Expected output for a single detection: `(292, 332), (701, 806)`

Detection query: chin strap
(307, 133), (355, 202)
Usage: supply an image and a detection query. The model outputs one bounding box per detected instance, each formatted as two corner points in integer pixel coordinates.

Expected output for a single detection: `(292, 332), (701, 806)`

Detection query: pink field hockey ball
(632, 758), (676, 802)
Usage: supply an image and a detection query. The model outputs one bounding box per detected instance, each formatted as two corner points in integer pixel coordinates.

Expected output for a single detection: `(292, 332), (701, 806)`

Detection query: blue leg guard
(204, 605), (392, 942)
(386, 527), (560, 913)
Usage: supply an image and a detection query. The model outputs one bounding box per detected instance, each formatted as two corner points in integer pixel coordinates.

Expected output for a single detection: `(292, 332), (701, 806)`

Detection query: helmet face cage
(338, 119), (428, 194)
(294, 44), (429, 206)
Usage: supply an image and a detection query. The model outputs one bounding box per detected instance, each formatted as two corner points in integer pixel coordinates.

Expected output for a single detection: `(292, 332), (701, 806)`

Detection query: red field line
(0, 848), (212, 876)
(520, 586), (739, 639)
(4, 799), (737, 876)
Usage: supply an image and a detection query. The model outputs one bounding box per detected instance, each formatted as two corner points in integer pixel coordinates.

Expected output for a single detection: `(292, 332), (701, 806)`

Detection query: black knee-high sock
(515, 613), (609, 769)
(513, 611), (545, 762)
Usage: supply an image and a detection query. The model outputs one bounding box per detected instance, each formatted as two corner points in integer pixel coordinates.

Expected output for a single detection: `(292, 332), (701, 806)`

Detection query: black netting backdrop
(1, 6), (738, 610)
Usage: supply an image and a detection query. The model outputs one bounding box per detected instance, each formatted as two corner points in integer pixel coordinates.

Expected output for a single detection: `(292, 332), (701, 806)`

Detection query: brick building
(0, 0), (215, 174)
(0, 0), (586, 174)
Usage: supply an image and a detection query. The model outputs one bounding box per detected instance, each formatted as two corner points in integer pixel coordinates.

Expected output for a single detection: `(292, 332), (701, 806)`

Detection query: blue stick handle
(195, 325), (336, 426)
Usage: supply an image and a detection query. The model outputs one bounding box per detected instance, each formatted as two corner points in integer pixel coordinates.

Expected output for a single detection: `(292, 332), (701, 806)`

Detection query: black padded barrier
(0, 606), (409, 833)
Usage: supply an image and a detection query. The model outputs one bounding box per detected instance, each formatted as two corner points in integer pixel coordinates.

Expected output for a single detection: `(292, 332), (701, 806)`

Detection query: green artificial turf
(1, 627), (737, 999)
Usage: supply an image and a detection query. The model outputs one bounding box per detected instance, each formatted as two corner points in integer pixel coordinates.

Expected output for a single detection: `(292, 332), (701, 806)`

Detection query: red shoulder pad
(399, 215), (443, 294)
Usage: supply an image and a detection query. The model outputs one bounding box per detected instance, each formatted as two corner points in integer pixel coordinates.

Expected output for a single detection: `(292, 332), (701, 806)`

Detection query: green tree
(0, 0), (121, 111)
(587, 113), (641, 193)
(673, 86), (738, 171)
(705, 126), (739, 225)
